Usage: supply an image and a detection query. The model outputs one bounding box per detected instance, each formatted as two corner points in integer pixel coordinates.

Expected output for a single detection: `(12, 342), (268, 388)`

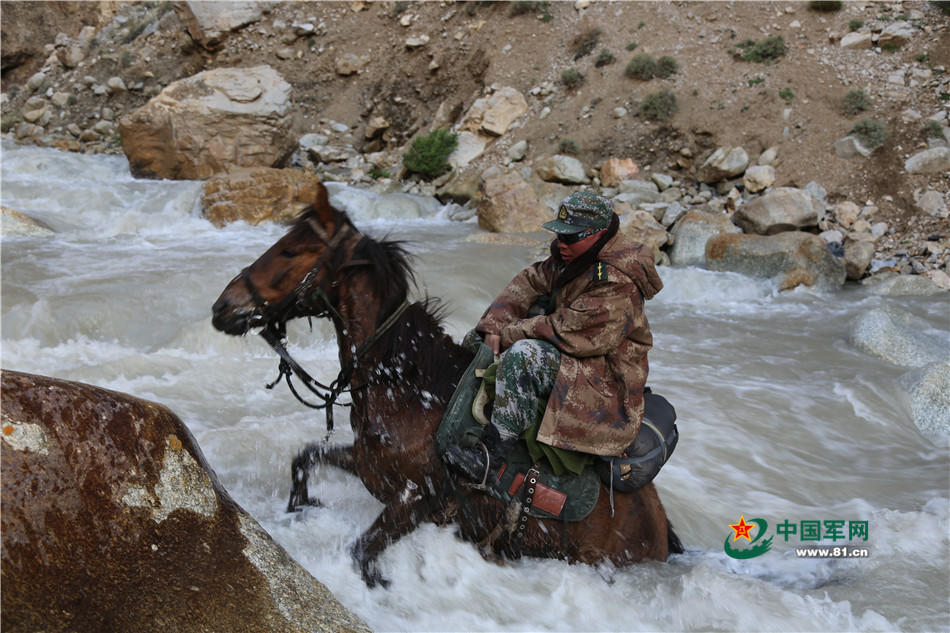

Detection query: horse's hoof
(286, 496), (323, 513)
(350, 542), (390, 589)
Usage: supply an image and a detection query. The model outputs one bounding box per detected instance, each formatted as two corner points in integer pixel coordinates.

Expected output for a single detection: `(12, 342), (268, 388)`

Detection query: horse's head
(211, 183), (357, 336)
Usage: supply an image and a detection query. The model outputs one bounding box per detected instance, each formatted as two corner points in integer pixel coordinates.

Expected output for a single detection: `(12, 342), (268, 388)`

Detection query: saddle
(437, 344), (600, 522)
(437, 343), (679, 523)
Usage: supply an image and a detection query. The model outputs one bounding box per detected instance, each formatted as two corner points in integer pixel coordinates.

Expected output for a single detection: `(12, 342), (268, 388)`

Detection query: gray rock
(850, 306), (949, 368)
(900, 362), (950, 445)
(742, 165), (775, 193)
(916, 190), (948, 218)
(660, 201), (686, 228)
(834, 135), (872, 159)
(843, 239), (875, 280)
(878, 21), (916, 48)
(508, 140), (528, 162)
(106, 77), (128, 94)
(905, 147), (950, 174)
(863, 274), (946, 296)
(651, 173), (674, 191)
(535, 154), (588, 184)
(669, 210), (741, 267)
(706, 231), (846, 291)
(697, 146), (749, 183)
(840, 31), (872, 49)
(175, 1), (265, 49)
(1, 206), (55, 237)
(732, 187), (821, 235)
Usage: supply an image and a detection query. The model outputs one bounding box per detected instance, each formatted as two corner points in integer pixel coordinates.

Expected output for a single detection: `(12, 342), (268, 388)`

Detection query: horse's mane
(294, 204), (474, 401)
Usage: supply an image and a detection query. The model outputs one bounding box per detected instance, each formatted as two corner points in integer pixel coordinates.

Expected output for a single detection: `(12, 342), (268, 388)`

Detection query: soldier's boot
(444, 423), (518, 484)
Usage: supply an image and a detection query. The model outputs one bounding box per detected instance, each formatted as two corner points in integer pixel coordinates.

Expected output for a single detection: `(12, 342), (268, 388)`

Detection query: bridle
(241, 217), (410, 437)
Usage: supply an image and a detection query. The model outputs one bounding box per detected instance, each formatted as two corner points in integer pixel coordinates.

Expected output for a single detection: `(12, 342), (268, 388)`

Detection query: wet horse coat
(211, 183), (681, 585)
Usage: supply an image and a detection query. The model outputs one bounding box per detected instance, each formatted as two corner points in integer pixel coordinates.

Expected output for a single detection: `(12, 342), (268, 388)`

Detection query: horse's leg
(287, 442), (356, 512)
(350, 486), (433, 588)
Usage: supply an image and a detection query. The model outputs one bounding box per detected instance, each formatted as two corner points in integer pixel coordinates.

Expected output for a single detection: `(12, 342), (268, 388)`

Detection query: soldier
(445, 191), (664, 481)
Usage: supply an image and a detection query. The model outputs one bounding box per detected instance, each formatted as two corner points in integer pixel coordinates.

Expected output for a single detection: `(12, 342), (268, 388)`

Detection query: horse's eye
(280, 249), (297, 258)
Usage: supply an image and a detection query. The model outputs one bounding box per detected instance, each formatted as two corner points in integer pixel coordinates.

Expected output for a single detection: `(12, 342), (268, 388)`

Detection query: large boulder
(619, 209), (668, 262)
(535, 155), (588, 184)
(705, 231), (846, 291)
(850, 306), (949, 368)
(669, 210), (741, 267)
(174, 1), (265, 50)
(599, 158), (639, 188)
(904, 147), (950, 174)
(697, 146), (749, 183)
(460, 86), (527, 137)
(899, 362), (950, 445)
(862, 273), (947, 296)
(732, 187), (821, 235)
(0, 370), (369, 633)
(201, 167), (320, 226)
(477, 167), (550, 233)
(119, 65), (296, 180)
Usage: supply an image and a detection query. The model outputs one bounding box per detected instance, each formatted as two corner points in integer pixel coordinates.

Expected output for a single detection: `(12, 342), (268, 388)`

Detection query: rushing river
(2, 141), (948, 632)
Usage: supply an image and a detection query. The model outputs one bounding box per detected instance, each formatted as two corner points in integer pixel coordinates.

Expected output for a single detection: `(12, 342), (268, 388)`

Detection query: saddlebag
(595, 389), (678, 493)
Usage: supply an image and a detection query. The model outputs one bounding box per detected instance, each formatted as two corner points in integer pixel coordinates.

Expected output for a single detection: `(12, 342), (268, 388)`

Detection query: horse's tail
(667, 521), (685, 556)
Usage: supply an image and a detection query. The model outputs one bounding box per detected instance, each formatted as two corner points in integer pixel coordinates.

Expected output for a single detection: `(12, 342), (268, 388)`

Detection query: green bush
(403, 128), (458, 178)
(808, 1), (843, 10)
(561, 67), (585, 89)
(924, 120), (944, 139)
(849, 119), (887, 149)
(510, 1), (549, 16)
(369, 166), (391, 179)
(779, 87), (794, 101)
(933, 1), (950, 15)
(639, 90), (678, 121)
(571, 27), (602, 59)
(625, 53), (657, 79)
(656, 56), (679, 78)
(737, 35), (786, 63)
(848, 19), (864, 31)
(558, 138), (580, 155)
(595, 49), (616, 67)
(625, 41), (639, 51)
(843, 89), (872, 115)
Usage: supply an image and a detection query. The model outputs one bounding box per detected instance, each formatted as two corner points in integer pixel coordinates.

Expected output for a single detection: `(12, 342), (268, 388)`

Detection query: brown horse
(212, 183), (682, 586)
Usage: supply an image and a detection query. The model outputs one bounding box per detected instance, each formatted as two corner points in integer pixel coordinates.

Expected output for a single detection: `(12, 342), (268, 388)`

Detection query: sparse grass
(561, 67), (585, 89)
(369, 166), (391, 179)
(916, 53), (930, 64)
(779, 87), (794, 102)
(403, 128), (458, 178)
(625, 41), (638, 51)
(571, 27), (602, 59)
(120, 51), (134, 68)
(595, 49), (616, 68)
(656, 56), (679, 78)
(808, 0), (843, 11)
(849, 19), (864, 31)
(881, 42), (900, 52)
(933, 1), (950, 15)
(849, 119), (887, 149)
(639, 90), (678, 121)
(510, 1), (549, 16)
(843, 89), (872, 114)
(625, 53), (657, 79)
(924, 120), (944, 138)
(558, 138), (580, 155)
(748, 77), (765, 86)
(1, 113), (22, 133)
(736, 35), (786, 63)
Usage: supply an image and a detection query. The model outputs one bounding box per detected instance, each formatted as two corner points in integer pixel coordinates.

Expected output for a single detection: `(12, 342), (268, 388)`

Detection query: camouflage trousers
(493, 339), (561, 441)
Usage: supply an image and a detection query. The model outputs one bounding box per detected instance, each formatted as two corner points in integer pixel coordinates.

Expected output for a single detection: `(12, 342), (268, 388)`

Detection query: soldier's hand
(485, 333), (501, 357)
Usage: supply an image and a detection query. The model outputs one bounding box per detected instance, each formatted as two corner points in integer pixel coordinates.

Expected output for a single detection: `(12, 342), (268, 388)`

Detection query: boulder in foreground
(1, 370), (369, 633)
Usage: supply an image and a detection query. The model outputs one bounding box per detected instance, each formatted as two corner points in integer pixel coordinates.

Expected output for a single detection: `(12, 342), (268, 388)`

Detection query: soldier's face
(557, 229), (605, 263)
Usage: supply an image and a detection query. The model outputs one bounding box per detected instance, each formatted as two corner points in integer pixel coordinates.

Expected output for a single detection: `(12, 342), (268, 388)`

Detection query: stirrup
(445, 442), (492, 491)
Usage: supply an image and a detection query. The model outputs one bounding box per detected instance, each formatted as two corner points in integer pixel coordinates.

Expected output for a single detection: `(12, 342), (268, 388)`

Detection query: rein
(246, 217), (411, 436)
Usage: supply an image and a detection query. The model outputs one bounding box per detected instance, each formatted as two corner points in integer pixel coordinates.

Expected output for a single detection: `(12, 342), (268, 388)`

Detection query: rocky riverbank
(2, 1), (948, 293)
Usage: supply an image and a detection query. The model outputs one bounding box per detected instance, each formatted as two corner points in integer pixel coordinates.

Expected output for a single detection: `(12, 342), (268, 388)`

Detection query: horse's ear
(314, 181), (330, 213)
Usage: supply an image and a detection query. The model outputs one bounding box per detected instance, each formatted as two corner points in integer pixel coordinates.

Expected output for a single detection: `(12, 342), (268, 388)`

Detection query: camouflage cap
(542, 191), (613, 234)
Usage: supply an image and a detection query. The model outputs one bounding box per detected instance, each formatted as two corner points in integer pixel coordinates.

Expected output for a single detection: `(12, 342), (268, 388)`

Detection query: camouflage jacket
(477, 232), (663, 456)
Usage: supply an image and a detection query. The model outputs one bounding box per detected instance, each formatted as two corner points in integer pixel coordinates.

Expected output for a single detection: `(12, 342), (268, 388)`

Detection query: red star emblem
(730, 515), (755, 542)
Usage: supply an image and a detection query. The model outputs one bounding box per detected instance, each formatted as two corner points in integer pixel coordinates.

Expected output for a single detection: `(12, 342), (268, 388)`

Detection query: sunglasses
(556, 228), (598, 245)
